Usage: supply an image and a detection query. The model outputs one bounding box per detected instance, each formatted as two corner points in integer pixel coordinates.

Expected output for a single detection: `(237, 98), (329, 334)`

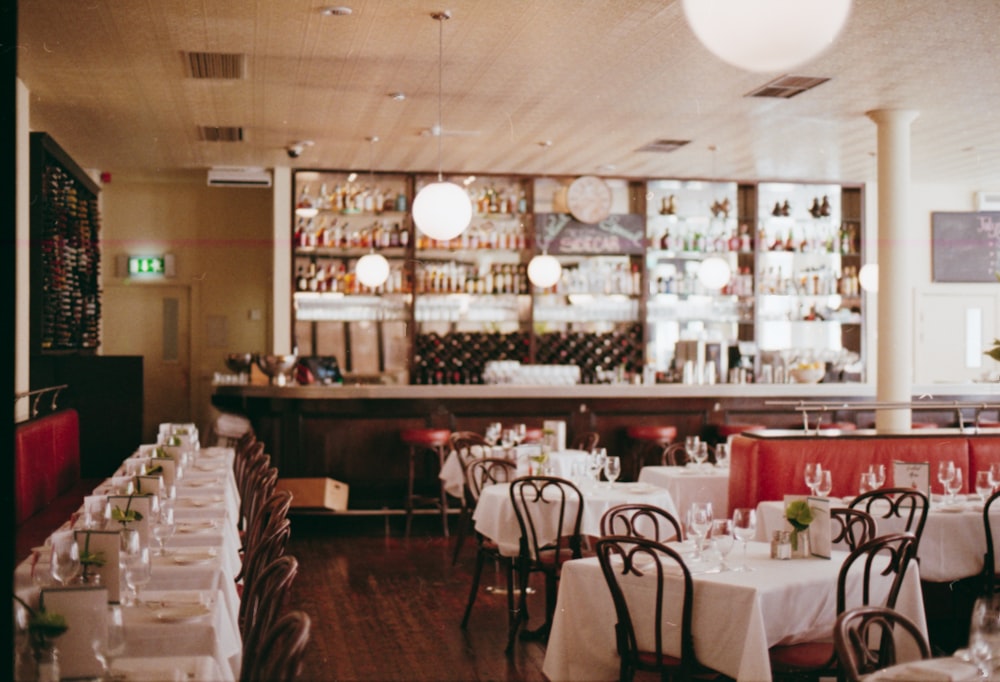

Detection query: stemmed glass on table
(938, 460), (957, 501)
(711, 519), (735, 571)
(92, 603), (126, 680)
(867, 463), (887, 489)
(688, 502), (713, 562)
(976, 470), (995, 502)
(589, 448), (608, 486)
(50, 530), (82, 586)
(858, 471), (877, 496)
(945, 467), (964, 505)
(732, 508), (757, 572)
(814, 469), (833, 497)
(804, 463), (823, 496)
(151, 501), (176, 557)
(968, 593), (1000, 678)
(604, 456), (621, 486)
(123, 545), (152, 606)
(684, 436), (701, 467)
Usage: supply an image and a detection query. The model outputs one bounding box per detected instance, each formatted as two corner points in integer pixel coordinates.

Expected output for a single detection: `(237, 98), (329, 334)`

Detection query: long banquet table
(542, 541), (928, 682)
(14, 443), (243, 681)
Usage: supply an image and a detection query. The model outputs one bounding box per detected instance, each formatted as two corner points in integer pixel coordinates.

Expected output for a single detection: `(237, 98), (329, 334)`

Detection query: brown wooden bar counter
(212, 382), (1000, 510)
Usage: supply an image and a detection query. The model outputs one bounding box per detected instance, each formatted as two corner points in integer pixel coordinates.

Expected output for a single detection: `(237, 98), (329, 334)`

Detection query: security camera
(285, 140), (314, 159)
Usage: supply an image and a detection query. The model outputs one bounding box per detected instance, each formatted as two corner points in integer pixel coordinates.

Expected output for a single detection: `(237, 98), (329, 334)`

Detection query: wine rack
(412, 330), (531, 385)
(536, 325), (644, 384)
(30, 133), (102, 354)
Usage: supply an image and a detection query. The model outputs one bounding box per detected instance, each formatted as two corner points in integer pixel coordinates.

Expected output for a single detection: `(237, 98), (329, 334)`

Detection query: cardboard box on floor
(277, 477), (349, 511)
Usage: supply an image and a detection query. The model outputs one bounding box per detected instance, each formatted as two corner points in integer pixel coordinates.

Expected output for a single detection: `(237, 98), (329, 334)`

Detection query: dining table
(756, 494), (1000, 583)
(439, 444), (591, 499)
(14, 439), (243, 682)
(638, 464), (731, 519)
(472, 479), (678, 557)
(542, 540), (928, 682)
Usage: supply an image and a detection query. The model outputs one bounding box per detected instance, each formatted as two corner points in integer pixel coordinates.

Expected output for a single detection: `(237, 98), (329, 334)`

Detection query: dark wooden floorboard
(285, 515), (551, 682)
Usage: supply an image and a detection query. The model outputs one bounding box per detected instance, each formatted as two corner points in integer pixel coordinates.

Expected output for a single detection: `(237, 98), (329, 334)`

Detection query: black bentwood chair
(849, 488), (929, 554)
(834, 605), (931, 682)
(450, 431), (496, 565)
(600, 503), (685, 543)
(831, 507), (877, 552)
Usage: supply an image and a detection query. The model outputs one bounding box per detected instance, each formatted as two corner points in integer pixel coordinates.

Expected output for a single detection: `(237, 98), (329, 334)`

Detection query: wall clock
(566, 175), (612, 224)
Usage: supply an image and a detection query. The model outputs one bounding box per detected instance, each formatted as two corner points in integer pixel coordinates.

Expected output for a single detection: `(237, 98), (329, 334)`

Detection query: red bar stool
(400, 428), (452, 538)
(624, 425), (677, 479)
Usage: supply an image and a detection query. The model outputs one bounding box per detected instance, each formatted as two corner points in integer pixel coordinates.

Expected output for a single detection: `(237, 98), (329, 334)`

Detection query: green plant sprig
(13, 595), (68, 644)
(785, 499), (813, 532)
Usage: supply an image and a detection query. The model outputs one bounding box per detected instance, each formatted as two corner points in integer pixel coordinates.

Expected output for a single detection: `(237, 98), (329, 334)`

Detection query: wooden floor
(285, 514), (550, 682)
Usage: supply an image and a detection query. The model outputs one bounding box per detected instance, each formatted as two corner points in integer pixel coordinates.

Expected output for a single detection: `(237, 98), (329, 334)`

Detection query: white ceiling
(17, 0), (1000, 188)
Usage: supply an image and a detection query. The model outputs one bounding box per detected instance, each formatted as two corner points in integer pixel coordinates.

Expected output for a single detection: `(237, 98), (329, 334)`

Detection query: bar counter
(211, 381), (1000, 510)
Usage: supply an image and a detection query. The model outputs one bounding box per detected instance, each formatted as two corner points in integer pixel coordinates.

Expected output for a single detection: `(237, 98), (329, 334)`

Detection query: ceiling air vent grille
(185, 51), (246, 80)
(747, 75), (830, 99)
(636, 139), (691, 153)
(198, 126), (244, 142)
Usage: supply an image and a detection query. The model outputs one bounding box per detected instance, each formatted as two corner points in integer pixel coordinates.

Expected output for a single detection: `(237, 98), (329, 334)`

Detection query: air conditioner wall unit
(976, 191), (1000, 212)
(207, 166), (272, 188)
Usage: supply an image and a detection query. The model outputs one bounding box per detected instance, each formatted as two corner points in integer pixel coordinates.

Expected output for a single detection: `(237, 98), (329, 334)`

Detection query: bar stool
(400, 428), (452, 538)
(624, 425), (677, 479)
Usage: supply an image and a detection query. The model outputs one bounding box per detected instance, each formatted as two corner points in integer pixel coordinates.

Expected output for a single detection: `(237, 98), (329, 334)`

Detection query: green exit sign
(123, 254), (175, 278)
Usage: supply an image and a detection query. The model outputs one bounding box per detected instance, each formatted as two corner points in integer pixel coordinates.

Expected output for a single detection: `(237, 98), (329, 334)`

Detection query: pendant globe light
(355, 136), (391, 288)
(527, 141), (562, 289)
(412, 10), (472, 242)
(682, 0), (851, 73)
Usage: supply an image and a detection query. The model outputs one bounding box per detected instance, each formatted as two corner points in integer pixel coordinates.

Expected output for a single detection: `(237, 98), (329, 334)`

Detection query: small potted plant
(78, 534), (106, 585)
(785, 499), (814, 557)
(14, 595), (68, 679)
(111, 494), (144, 529)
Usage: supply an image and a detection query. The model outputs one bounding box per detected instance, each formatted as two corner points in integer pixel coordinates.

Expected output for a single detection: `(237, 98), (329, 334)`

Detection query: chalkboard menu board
(932, 211), (1000, 282)
(534, 213), (645, 255)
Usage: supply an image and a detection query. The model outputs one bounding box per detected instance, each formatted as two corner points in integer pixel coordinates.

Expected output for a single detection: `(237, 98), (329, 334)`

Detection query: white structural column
(867, 109), (919, 432)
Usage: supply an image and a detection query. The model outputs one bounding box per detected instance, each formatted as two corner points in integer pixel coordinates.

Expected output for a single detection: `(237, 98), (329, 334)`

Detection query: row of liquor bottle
(416, 262), (529, 295)
(757, 265), (862, 297)
(294, 217), (409, 250)
(757, 223), (858, 254)
(295, 260), (408, 295)
(651, 267), (755, 297)
(410, 327), (643, 385)
(415, 219), (528, 251)
(549, 261), (643, 296)
(296, 181), (529, 218)
(655, 224), (754, 253)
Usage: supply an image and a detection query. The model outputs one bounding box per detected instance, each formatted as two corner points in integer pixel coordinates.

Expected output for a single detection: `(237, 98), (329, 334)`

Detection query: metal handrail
(765, 399), (1000, 433)
(14, 384), (69, 419)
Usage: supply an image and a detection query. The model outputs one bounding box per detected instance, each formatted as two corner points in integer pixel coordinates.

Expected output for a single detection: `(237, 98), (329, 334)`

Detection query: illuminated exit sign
(118, 253), (176, 278)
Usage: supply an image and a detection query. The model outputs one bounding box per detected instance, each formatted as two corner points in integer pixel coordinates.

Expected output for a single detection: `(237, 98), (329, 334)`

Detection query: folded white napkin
(871, 658), (980, 681)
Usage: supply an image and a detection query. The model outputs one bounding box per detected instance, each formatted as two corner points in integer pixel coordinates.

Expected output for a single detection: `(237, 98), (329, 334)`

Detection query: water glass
(92, 603), (126, 679)
(711, 519), (735, 571)
(604, 456), (621, 485)
(732, 508), (757, 572)
(124, 546), (152, 605)
(977, 470), (995, 501)
(814, 470), (833, 497)
(50, 530), (82, 585)
(969, 593), (1000, 678)
(867, 463), (887, 488)
(804, 463), (823, 496)
(151, 502), (176, 556)
(945, 467), (964, 504)
(858, 471), (877, 495)
(938, 460), (957, 496)
(590, 448), (608, 483)
(688, 502), (714, 561)
(684, 436), (701, 466)
(83, 495), (109, 530)
(714, 443), (729, 468)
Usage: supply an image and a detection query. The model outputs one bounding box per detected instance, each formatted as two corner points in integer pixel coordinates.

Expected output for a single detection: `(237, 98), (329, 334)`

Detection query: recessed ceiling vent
(747, 75), (830, 99)
(198, 126), (244, 142)
(635, 139), (691, 153)
(184, 51), (246, 80)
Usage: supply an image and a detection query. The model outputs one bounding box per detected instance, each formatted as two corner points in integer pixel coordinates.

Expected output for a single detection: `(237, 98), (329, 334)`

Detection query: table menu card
(894, 461), (930, 497)
(40, 585), (108, 679)
(107, 494), (153, 547)
(73, 529), (121, 602)
(807, 496), (832, 559)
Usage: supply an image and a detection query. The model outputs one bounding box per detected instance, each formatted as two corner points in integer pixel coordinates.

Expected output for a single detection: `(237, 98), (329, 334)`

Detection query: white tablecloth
(439, 446), (591, 498)
(473, 481), (678, 557)
(756, 496), (1000, 582)
(638, 465), (730, 518)
(542, 541), (927, 682)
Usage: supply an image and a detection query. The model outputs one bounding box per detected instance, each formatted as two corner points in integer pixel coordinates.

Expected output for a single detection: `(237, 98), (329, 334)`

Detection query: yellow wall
(99, 171), (273, 435)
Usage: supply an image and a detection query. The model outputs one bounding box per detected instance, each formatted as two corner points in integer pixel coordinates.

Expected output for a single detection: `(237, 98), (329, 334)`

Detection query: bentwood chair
(460, 457), (517, 629)
(244, 610), (312, 682)
(241, 554), (300, 667)
(451, 431), (498, 565)
(595, 536), (726, 681)
(849, 488), (929, 553)
(661, 443), (688, 467)
(834, 606), (931, 682)
(831, 508), (877, 552)
(769, 533), (919, 681)
(600, 503), (685, 543)
(507, 476), (584, 653)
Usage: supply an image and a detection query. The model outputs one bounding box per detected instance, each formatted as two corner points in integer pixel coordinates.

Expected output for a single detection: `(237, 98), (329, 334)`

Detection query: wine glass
(684, 436), (701, 467)
(692, 442), (709, 470)
(991, 462), (1000, 490)
(946, 467), (964, 504)
(867, 463), (887, 489)
(50, 530), (82, 586)
(124, 546), (152, 605)
(689, 502), (713, 561)
(711, 519), (735, 571)
(815, 470), (833, 498)
(804, 463), (823, 496)
(938, 460), (956, 497)
(151, 502), (175, 556)
(714, 443), (729, 468)
(968, 593), (1000, 678)
(513, 423), (527, 446)
(93, 603), (126, 680)
(604, 456), (621, 485)
(732, 508), (757, 572)
(858, 471), (877, 495)
(590, 448), (608, 484)
(977, 470), (995, 501)
(83, 495), (109, 530)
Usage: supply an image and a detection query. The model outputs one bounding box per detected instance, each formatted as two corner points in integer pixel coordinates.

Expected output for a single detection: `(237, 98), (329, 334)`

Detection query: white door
(914, 290), (997, 384)
(102, 284), (191, 442)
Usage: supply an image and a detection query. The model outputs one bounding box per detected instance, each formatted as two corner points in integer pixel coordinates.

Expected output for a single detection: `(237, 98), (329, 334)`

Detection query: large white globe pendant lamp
(412, 10), (472, 242)
(356, 252), (391, 288)
(682, 0), (852, 73)
(697, 256), (732, 291)
(858, 263), (879, 293)
(527, 253), (563, 289)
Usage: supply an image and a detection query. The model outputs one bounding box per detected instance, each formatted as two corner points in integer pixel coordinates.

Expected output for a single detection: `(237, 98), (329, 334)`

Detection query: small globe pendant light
(527, 253), (562, 289)
(412, 10), (472, 242)
(355, 136), (391, 288)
